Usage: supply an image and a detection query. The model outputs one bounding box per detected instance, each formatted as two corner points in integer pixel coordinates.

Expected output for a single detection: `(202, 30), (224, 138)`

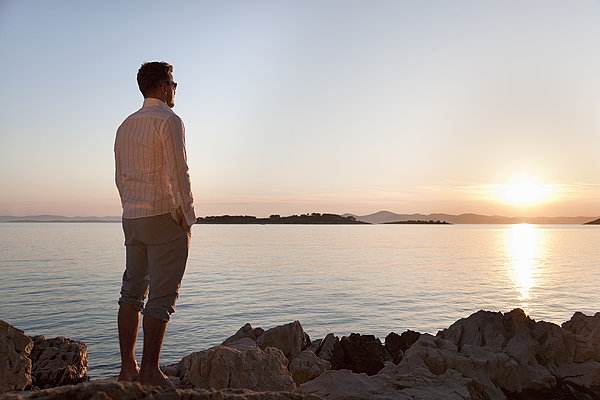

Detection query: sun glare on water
(495, 177), (554, 206)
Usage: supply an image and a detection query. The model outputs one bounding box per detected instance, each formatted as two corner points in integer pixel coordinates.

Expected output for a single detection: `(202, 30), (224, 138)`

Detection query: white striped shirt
(114, 98), (196, 227)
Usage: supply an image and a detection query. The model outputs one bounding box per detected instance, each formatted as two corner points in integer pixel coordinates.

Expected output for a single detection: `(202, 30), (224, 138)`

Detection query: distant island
(344, 211), (596, 225)
(196, 213), (368, 225)
(585, 218), (600, 225)
(384, 220), (450, 225)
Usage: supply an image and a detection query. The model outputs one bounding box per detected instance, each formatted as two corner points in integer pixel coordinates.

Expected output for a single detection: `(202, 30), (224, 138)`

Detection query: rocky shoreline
(3, 309), (600, 399)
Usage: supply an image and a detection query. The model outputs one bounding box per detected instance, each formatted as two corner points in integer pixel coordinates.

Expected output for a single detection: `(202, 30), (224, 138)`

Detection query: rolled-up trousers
(118, 213), (189, 322)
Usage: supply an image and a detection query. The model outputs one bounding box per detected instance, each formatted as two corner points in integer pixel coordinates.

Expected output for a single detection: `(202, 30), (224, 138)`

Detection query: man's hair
(137, 62), (173, 97)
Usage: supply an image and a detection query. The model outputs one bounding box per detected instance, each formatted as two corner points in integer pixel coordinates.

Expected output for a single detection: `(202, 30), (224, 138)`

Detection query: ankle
(121, 360), (139, 370)
(140, 365), (162, 375)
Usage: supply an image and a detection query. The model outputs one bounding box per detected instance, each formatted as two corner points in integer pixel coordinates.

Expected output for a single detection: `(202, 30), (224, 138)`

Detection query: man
(114, 61), (196, 387)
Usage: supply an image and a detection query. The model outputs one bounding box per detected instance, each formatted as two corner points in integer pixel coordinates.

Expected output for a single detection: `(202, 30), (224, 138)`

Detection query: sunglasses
(164, 80), (178, 90)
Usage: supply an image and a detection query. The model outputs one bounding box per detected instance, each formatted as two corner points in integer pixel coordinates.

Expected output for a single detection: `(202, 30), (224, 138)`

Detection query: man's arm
(162, 115), (196, 229)
(114, 131), (125, 203)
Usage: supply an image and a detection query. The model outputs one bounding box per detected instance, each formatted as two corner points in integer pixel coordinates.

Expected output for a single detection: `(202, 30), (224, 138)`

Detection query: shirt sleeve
(161, 114), (196, 226)
(114, 129), (125, 205)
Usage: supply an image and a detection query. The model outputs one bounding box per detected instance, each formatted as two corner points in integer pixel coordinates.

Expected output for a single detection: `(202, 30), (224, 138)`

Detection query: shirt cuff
(183, 207), (196, 227)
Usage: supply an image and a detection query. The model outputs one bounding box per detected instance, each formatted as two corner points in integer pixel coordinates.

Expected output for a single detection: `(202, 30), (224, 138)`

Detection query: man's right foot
(139, 369), (175, 389)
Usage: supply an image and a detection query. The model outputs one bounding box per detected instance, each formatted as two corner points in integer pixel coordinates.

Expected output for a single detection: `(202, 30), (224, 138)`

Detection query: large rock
(384, 330), (420, 364)
(257, 321), (309, 360)
(330, 333), (385, 375)
(0, 380), (322, 400)
(30, 335), (88, 388)
(562, 311), (600, 362)
(439, 308), (578, 366)
(289, 350), (331, 385)
(434, 309), (561, 395)
(398, 333), (525, 398)
(0, 321), (33, 393)
(177, 344), (295, 391)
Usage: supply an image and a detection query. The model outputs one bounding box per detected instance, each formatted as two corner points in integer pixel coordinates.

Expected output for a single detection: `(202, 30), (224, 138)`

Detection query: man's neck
(144, 96), (166, 104)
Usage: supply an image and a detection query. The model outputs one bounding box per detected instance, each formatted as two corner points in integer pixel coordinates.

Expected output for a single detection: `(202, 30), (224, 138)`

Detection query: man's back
(115, 97), (195, 226)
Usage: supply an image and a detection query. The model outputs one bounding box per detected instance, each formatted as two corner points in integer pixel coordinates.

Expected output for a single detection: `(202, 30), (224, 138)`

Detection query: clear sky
(1, 0), (599, 217)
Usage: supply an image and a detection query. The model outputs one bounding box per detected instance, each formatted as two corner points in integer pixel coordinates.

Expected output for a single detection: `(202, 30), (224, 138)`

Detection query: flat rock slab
(0, 380), (322, 400)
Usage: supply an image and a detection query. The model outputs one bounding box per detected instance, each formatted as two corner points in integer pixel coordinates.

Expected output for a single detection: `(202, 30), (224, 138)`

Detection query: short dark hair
(137, 62), (173, 97)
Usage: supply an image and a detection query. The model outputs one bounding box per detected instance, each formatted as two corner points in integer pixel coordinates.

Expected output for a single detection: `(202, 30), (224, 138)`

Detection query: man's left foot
(118, 364), (140, 382)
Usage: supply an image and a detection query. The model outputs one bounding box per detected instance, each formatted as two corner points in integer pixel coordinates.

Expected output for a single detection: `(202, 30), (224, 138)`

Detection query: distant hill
(344, 211), (594, 225)
(585, 218), (600, 225)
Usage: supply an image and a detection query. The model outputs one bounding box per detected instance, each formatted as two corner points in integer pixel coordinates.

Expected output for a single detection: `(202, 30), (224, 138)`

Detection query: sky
(1, 0), (599, 217)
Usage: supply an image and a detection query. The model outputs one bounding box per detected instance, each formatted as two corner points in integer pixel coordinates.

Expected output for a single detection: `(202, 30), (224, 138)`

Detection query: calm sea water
(1, 223), (599, 379)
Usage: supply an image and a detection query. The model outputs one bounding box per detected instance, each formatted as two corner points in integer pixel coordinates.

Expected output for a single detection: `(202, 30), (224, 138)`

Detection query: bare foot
(139, 368), (175, 388)
(117, 362), (140, 382)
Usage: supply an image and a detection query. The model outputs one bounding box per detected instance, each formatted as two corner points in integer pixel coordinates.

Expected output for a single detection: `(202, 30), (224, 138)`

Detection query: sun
(495, 177), (554, 206)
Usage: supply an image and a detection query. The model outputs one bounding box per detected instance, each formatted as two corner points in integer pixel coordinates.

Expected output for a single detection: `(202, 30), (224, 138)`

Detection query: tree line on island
(196, 213), (451, 225)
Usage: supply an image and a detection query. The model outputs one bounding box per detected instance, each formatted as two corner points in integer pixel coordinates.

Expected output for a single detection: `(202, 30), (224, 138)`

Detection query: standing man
(114, 61), (196, 387)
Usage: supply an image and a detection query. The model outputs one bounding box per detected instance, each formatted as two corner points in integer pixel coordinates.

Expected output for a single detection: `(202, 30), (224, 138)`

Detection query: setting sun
(495, 177), (554, 206)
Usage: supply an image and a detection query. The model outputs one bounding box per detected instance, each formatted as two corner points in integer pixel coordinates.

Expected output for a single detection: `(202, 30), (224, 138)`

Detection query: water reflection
(506, 224), (541, 303)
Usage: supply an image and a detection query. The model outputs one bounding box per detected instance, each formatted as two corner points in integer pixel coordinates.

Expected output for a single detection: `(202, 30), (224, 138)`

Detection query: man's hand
(174, 207), (191, 233)
(180, 219), (191, 234)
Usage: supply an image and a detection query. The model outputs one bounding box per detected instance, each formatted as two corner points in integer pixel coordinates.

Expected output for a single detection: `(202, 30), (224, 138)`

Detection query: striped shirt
(114, 98), (196, 227)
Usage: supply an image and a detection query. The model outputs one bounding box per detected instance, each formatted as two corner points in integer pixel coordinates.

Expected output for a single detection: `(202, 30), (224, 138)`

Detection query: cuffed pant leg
(118, 242), (150, 312)
(142, 234), (189, 322)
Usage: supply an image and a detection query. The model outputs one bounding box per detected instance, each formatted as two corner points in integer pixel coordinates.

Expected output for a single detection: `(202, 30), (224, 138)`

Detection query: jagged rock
(307, 339), (322, 354)
(257, 321), (309, 359)
(433, 309), (559, 394)
(531, 320), (576, 365)
(177, 344), (295, 391)
(0, 380), (322, 399)
(384, 330), (420, 364)
(398, 333), (522, 398)
(562, 312), (600, 363)
(315, 334), (338, 362)
(223, 323), (265, 347)
(330, 333), (385, 375)
(289, 350), (331, 385)
(30, 335), (88, 388)
(439, 308), (577, 366)
(0, 321), (33, 393)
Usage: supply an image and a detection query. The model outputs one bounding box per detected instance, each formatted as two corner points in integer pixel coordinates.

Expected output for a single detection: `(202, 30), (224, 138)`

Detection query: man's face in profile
(164, 71), (176, 108)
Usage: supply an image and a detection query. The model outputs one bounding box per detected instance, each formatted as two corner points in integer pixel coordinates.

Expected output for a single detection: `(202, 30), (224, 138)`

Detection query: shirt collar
(142, 97), (169, 109)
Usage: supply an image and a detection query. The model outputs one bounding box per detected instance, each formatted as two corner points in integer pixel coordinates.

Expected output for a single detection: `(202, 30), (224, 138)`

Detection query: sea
(1, 222), (599, 379)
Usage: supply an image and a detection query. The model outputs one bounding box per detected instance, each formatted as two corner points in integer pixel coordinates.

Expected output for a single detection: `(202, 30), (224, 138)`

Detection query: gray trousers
(118, 213), (189, 321)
